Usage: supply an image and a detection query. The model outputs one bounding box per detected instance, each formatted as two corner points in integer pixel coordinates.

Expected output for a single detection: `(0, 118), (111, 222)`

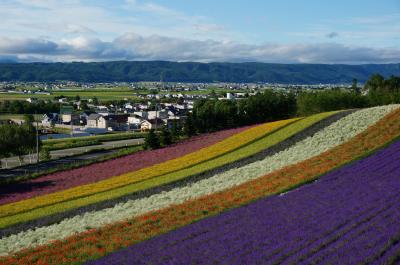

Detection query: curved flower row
(1, 106), (399, 265)
(0, 106), (396, 255)
(0, 118), (297, 218)
(0, 125), (254, 206)
(87, 141), (400, 265)
(0, 112), (337, 229)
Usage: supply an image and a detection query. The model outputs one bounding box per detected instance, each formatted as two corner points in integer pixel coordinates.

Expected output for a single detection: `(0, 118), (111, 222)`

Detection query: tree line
(0, 115), (39, 168)
(143, 74), (399, 150)
(0, 100), (60, 114)
(297, 74), (400, 116)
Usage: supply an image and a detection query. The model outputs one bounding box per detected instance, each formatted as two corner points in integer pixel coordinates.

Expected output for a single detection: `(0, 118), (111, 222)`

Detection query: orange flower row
(1, 109), (399, 265)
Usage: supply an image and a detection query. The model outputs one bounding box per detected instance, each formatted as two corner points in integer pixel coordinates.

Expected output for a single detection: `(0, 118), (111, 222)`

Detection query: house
(147, 110), (168, 120)
(60, 106), (78, 125)
(79, 112), (91, 126)
(42, 113), (58, 127)
(87, 114), (129, 131)
(87, 113), (106, 129)
(127, 114), (143, 130)
(104, 114), (129, 131)
(140, 118), (164, 132)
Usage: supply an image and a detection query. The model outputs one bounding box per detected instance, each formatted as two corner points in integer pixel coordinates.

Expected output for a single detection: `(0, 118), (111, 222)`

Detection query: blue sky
(0, 0), (399, 63)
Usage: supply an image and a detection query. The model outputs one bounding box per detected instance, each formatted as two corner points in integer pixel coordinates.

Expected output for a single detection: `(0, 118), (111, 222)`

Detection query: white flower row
(0, 105), (398, 256)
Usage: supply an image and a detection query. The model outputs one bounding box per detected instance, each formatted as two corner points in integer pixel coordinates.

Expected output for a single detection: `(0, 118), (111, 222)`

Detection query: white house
(127, 114), (143, 129)
(87, 113), (107, 129)
(140, 118), (164, 131)
(41, 113), (58, 127)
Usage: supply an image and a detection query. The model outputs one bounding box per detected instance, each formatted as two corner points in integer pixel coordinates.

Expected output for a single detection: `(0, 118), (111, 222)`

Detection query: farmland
(0, 87), (245, 102)
(0, 104), (399, 264)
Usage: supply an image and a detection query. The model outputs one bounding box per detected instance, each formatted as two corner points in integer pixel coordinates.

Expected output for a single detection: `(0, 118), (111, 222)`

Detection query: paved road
(0, 138), (144, 179)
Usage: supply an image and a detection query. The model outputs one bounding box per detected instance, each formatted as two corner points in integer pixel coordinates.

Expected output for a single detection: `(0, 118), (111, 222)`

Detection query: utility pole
(155, 102), (158, 130)
(35, 113), (39, 163)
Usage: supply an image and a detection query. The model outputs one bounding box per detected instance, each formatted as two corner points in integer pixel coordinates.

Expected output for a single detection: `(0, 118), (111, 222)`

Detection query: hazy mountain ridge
(0, 61), (399, 84)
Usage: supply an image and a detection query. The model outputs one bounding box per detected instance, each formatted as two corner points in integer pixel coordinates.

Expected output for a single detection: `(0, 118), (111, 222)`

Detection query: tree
(160, 127), (172, 146)
(92, 97), (99, 105)
(75, 95), (81, 102)
(364, 74), (384, 92)
(143, 129), (160, 150)
(183, 113), (196, 136)
(210, 89), (218, 100)
(351, 78), (360, 94)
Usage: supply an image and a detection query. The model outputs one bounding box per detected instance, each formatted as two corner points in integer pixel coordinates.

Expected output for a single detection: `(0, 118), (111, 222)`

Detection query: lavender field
(88, 140), (400, 265)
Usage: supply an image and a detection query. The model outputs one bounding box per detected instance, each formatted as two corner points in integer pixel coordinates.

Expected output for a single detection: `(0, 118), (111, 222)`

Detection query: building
(87, 113), (129, 131)
(87, 113), (106, 129)
(127, 114), (144, 130)
(42, 113), (58, 127)
(60, 106), (78, 125)
(140, 118), (164, 131)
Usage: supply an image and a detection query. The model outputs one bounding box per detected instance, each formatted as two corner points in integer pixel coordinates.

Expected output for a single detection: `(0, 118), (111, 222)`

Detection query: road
(1, 138), (144, 169)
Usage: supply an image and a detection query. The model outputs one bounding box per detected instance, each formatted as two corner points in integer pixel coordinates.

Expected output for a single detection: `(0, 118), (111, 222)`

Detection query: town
(0, 81), (357, 136)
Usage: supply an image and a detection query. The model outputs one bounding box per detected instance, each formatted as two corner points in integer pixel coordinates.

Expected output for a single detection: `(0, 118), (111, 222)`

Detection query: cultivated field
(0, 104), (399, 264)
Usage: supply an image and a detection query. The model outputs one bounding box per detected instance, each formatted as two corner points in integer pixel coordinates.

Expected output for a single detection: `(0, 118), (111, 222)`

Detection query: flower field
(86, 139), (400, 265)
(0, 110), (345, 251)
(0, 117), (296, 220)
(0, 125), (253, 205)
(0, 105), (399, 264)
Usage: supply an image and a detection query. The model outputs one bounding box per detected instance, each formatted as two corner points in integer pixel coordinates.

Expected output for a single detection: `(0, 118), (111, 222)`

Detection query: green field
(0, 87), (247, 102)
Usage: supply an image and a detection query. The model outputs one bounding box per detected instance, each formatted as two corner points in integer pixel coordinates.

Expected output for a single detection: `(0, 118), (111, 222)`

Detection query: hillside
(0, 61), (399, 83)
(0, 105), (400, 264)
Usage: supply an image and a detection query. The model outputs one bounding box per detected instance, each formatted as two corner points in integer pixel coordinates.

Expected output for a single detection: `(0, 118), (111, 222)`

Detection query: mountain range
(0, 61), (399, 84)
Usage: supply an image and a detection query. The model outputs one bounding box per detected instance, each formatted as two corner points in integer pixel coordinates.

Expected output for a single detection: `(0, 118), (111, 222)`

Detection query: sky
(0, 0), (399, 64)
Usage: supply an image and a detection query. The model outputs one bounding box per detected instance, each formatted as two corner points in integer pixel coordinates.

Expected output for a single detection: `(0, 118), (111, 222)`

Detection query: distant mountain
(0, 61), (399, 84)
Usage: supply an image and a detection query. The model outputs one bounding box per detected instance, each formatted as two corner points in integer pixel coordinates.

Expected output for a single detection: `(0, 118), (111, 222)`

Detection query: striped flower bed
(0, 125), (252, 206)
(87, 140), (400, 265)
(0, 118), (296, 219)
(0, 105), (398, 263)
(0, 112), (341, 230)
(0, 111), (346, 252)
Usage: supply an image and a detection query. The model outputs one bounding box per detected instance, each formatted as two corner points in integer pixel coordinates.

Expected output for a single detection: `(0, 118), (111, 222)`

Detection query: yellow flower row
(0, 118), (299, 218)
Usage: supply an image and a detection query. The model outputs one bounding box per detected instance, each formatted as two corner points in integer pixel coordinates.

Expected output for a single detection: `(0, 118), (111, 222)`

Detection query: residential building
(140, 118), (164, 131)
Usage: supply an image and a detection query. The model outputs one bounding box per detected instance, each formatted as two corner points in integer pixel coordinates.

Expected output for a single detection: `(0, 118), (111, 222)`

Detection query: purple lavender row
(86, 140), (400, 265)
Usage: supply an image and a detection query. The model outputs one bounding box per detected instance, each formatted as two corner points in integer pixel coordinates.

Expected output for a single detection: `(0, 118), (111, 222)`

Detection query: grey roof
(87, 113), (102, 120)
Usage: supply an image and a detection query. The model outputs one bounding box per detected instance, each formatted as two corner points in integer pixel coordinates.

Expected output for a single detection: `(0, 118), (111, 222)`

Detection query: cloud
(0, 34), (399, 64)
(326, 32), (339, 39)
(0, 37), (58, 54)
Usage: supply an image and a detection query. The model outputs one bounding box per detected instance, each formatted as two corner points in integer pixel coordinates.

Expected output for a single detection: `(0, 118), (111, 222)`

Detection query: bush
(40, 148), (51, 161)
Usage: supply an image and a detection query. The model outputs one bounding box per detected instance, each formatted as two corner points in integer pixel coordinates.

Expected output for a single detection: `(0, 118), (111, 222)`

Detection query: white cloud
(0, 34), (399, 64)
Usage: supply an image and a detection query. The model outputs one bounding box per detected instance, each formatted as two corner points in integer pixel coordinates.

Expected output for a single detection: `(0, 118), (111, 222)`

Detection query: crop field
(0, 87), (244, 101)
(0, 104), (399, 264)
(0, 88), (139, 101)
